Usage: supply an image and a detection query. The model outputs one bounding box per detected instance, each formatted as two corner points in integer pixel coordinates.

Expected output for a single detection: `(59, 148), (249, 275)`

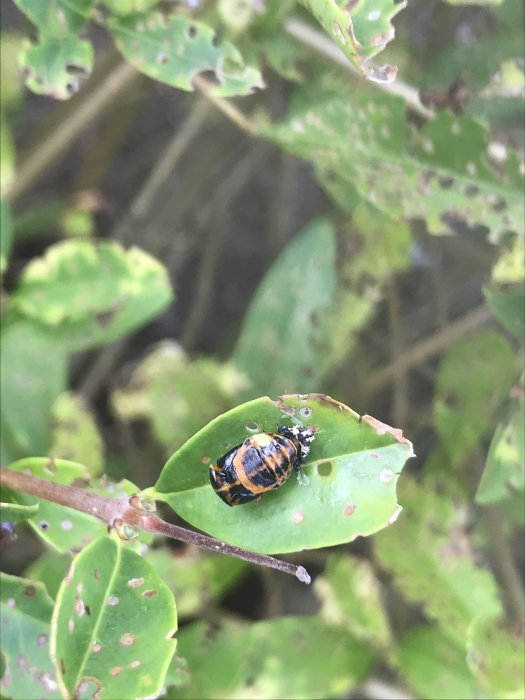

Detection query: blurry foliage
(1, 0), (524, 699)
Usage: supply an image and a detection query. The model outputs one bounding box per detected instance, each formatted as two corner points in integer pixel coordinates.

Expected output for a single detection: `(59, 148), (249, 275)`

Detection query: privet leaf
(374, 476), (502, 645)
(51, 536), (177, 700)
(50, 392), (104, 477)
(0, 573), (60, 699)
(11, 240), (173, 351)
(12, 0), (93, 37)
(25, 551), (73, 600)
(108, 13), (264, 97)
(264, 88), (525, 241)
(0, 500), (39, 523)
(300, 0), (405, 81)
(233, 219), (337, 398)
(20, 36), (93, 101)
(485, 285), (525, 339)
(152, 393), (413, 554)
(172, 616), (374, 699)
(0, 322), (67, 459)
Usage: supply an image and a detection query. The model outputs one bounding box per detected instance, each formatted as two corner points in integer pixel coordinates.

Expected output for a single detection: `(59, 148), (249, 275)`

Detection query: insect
(209, 424), (318, 506)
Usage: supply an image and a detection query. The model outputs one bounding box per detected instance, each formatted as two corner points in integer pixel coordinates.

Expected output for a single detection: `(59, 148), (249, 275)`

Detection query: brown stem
(0, 467), (310, 584)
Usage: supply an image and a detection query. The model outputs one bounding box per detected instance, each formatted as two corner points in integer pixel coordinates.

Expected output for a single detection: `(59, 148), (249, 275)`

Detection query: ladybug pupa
(209, 424), (317, 506)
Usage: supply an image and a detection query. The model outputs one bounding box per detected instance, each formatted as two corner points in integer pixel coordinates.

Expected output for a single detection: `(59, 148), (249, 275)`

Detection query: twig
(0, 467), (311, 584)
(192, 75), (259, 136)
(483, 504), (525, 630)
(355, 304), (493, 399)
(4, 61), (138, 203)
(284, 17), (434, 120)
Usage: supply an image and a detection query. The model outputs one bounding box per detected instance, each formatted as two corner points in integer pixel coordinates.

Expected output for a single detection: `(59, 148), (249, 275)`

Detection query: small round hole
(245, 421), (259, 433)
(317, 461), (333, 477)
(300, 406), (313, 419)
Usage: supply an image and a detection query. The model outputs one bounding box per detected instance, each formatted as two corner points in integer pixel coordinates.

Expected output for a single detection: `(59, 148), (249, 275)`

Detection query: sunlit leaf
(20, 36), (93, 101)
(0, 573), (60, 699)
(233, 219), (337, 398)
(50, 392), (104, 477)
(172, 616), (373, 699)
(11, 240), (173, 351)
(12, 0), (93, 36)
(108, 12), (264, 97)
(51, 536), (177, 700)
(151, 393), (413, 554)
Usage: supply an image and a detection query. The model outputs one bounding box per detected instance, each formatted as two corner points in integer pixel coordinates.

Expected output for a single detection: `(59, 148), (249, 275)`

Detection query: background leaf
(51, 536), (177, 700)
(232, 219), (337, 398)
(12, 0), (93, 37)
(10, 240), (173, 352)
(152, 393), (413, 554)
(0, 500), (39, 523)
(485, 286), (525, 339)
(108, 13), (264, 97)
(0, 572), (60, 699)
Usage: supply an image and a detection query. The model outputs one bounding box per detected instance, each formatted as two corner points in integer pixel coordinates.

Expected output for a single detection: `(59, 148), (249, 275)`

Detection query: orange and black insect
(209, 425), (317, 506)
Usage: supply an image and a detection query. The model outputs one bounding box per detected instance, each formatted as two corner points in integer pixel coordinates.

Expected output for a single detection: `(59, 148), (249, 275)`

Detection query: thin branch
(192, 75), (259, 136)
(0, 467), (311, 584)
(4, 61), (138, 203)
(284, 17), (434, 120)
(355, 304), (493, 399)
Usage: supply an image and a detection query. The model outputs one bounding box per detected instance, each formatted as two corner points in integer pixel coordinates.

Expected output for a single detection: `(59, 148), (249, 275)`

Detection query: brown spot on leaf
(120, 633), (136, 646)
(24, 585), (36, 597)
(143, 589), (157, 598)
(110, 667), (123, 677)
(344, 504), (357, 517)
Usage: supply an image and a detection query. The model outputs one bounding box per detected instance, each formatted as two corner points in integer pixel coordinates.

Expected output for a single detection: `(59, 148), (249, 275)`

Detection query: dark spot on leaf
(85, 605), (92, 616)
(94, 568), (100, 581)
(66, 64), (88, 78)
(491, 196), (507, 212)
(211, 32), (223, 48)
(143, 589), (157, 597)
(95, 309), (117, 327)
(317, 461), (333, 477)
(309, 310), (320, 327)
(39, 520), (49, 530)
(60, 658), (66, 675)
(24, 585), (36, 597)
(465, 184), (479, 197)
(187, 25), (197, 39)
(438, 176), (454, 189)
(43, 458), (57, 474)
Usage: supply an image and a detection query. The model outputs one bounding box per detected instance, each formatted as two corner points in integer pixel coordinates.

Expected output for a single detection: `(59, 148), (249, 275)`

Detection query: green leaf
(467, 615), (525, 699)
(0, 572), (60, 699)
(476, 392), (525, 504)
(103, 0), (159, 13)
(11, 240), (173, 352)
(12, 0), (93, 37)
(172, 616), (373, 699)
(144, 545), (247, 620)
(25, 551), (72, 600)
(485, 286), (525, 339)
(0, 199), (12, 274)
(232, 219), (337, 398)
(395, 625), (483, 700)
(314, 553), (391, 649)
(300, 0), (405, 81)
(111, 343), (245, 455)
(3, 458), (139, 553)
(374, 476), (502, 645)
(50, 392), (105, 477)
(0, 322), (67, 458)
(435, 330), (516, 467)
(264, 88), (525, 240)
(151, 393), (414, 554)
(0, 500), (39, 523)
(108, 13), (264, 97)
(444, 0), (503, 6)
(20, 36), (94, 101)
(51, 536), (177, 700)
(491, 236), (525, 284)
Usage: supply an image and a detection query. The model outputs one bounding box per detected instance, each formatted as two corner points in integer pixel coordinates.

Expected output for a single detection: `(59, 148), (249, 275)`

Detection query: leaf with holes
(20, 36), (93, 101)
(1, 322), (67, 461)
(374, 476), (502, 645)
(173, 616), (373, 699)
(3, 458), (140, 553)
(0, 500), (39, 522)
(300, 0), (405, 81)
(150, 393), (413, 554)
(51, 536), (177, 700)
(10, 240), (173, 351)
(264, 87), (525, 241)
(12, 0), (93, 37)
(0, 573), (60, 699)
(108, 12), (264, 97)
(232, 219), (336, 399)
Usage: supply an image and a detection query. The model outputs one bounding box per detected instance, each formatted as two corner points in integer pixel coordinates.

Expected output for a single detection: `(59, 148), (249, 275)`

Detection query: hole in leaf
(317, 461), (332, 477)
(187, 25), (197, 39)
(245, 421), (259, 433)
(300, 406), (313, 419)
(438, 176), (454, 189)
